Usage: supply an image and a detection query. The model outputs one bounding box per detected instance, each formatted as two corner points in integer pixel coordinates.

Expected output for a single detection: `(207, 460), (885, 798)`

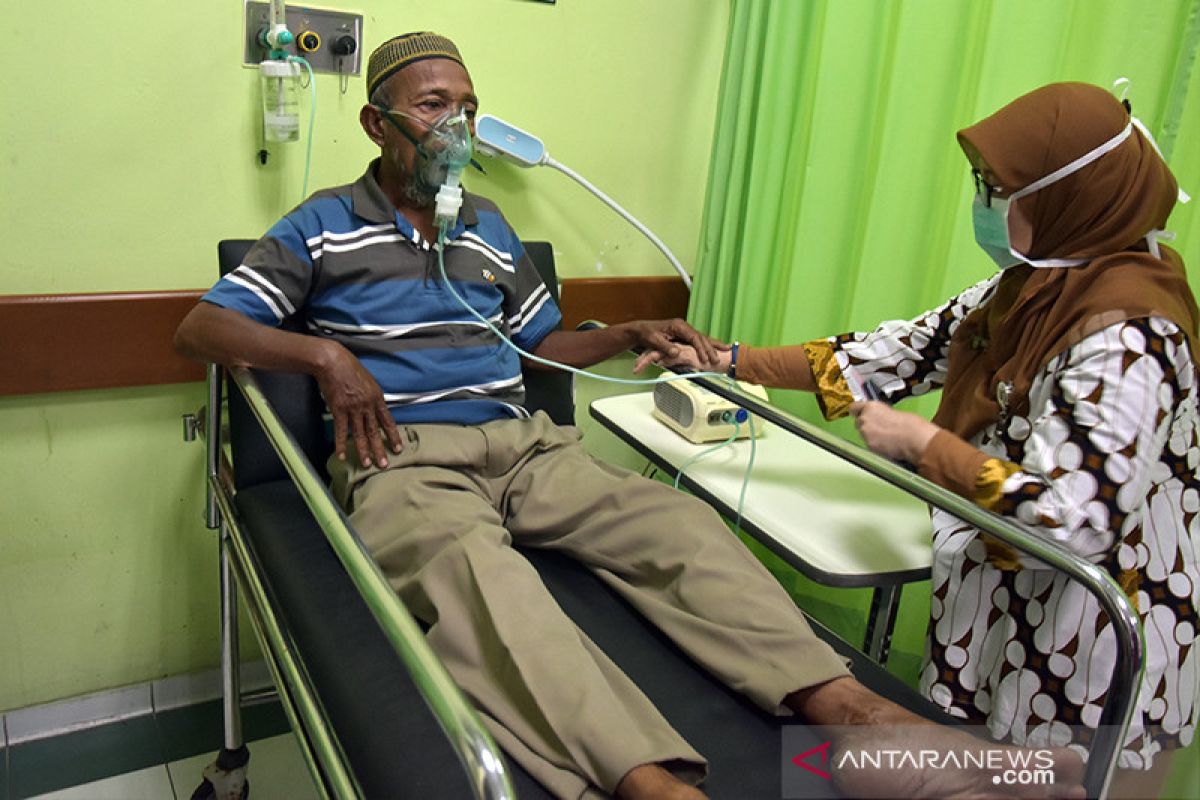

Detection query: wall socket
(243, 1), (363, 77)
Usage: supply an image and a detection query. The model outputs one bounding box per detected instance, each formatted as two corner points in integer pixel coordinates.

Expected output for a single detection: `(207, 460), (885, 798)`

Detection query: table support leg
(864, 584), (901, 664)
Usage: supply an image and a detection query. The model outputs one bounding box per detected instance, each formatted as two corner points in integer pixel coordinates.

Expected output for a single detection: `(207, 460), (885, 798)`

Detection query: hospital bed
(185, 239), (1142, 799)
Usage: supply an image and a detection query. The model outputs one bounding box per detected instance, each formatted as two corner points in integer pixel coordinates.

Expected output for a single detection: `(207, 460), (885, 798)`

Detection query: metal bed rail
(676, 369), (1144, 800)
(207, 365), (516, 800)
(197, 365), (348, 798)
(213, 485), (352, 799)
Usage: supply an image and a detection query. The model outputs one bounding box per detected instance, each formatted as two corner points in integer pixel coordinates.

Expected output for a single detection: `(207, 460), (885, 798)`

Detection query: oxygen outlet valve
(296, 30), (321, 53)
(331, 35), (357, 57)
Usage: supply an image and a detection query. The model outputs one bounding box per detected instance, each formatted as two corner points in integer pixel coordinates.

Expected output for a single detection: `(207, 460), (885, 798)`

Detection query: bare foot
(786, 677), (1086, 799)
(615, 763), (706, 800)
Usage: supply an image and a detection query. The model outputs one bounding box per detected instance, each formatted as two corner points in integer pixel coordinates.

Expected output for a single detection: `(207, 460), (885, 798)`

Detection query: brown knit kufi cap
(366, 32), (464, 98)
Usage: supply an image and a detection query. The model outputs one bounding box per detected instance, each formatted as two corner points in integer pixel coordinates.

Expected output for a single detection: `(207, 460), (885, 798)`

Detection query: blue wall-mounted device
(473, 113), (693, 289)
(475, 116), (546, 167)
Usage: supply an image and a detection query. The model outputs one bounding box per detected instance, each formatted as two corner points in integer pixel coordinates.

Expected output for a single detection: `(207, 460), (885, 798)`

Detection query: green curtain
(692, 0), (1200, 427)
(690, 2), (1200, 792)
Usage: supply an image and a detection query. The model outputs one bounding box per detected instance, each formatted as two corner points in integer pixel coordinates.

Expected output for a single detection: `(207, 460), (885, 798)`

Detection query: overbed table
(589, 391), (933, 662)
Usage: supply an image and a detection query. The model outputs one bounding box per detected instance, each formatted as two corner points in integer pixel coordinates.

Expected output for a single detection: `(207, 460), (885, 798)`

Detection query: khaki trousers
(328, 413), (848, 799)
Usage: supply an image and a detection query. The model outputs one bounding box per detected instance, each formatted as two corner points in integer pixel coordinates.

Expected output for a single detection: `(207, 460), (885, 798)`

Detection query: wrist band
(727, 341), (740, 379)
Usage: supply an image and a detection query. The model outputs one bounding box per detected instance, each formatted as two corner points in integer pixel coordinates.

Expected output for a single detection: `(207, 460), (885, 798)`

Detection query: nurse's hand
(624, 319), (725, 371)
(634, 343), (732, 374)
(849, 402), (940, 464)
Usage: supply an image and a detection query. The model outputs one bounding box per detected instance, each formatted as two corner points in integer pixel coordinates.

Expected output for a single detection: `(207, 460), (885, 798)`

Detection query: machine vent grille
(653, 383), (693, 427)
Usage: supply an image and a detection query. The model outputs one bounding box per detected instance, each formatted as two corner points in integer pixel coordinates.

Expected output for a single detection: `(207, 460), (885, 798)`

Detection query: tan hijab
(933, 82), (1199, 441)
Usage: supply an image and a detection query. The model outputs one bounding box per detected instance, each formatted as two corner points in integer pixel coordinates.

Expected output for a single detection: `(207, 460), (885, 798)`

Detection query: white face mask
(970, 117), (1188, 268)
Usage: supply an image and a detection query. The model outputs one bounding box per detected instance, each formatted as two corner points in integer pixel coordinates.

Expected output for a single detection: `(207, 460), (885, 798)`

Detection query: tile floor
(2, 699), (317, 800)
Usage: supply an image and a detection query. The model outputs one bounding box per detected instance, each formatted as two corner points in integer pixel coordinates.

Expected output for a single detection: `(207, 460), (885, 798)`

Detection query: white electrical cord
(542, 155), (693, 290)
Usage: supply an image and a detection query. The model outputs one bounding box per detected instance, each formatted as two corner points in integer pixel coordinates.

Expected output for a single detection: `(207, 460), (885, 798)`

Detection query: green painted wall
(0, 0), (730, 711)
(3, 10), (1197, 797)
(0, 386), (220, 706)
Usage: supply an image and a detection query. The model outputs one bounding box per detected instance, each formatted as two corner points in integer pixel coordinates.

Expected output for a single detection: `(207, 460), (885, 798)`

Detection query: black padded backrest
(218, 240), (331, 490)
(217, 238), (574, 488)
(521, 241), (574, 426)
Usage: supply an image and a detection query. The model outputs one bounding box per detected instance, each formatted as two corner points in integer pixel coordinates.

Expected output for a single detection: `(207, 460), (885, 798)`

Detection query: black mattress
(236, 478), (938, 798)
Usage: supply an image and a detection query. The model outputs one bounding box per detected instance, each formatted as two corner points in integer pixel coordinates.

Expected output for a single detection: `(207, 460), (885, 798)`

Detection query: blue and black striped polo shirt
(202, 160), (562, 426)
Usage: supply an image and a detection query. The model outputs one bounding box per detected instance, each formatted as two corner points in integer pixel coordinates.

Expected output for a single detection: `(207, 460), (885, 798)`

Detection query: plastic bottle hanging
(260, 60), (302, 143)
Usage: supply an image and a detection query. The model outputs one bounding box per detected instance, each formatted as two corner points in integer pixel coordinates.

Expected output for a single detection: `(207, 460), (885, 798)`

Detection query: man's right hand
(316, 341), (404, 468)
(175, 302), (404, 468)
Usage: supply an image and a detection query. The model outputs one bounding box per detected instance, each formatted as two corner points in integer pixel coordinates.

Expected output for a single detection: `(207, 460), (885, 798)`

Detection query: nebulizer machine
(428, 113), (763, 518)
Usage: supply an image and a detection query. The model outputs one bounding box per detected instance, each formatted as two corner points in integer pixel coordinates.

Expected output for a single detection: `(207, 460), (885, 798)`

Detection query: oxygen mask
(377, 105), (474, 200)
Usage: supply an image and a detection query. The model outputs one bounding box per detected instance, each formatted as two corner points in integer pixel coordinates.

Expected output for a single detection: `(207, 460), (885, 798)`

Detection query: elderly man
(176, 32), (1083, 800)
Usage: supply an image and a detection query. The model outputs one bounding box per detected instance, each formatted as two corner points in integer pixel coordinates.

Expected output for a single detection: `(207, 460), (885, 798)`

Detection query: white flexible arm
(542, 154), (692, 290)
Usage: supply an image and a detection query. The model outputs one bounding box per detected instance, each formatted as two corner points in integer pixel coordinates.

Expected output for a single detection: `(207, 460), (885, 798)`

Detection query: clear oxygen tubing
(733, 416), (757, 534)
(670, 415), (757, 534)
(674, 421), (742, 489)
(436, 221), (705, 386)
(436, 221), (756, 525)
(540, 155), (693, 290)
(286, 55), (317, 201)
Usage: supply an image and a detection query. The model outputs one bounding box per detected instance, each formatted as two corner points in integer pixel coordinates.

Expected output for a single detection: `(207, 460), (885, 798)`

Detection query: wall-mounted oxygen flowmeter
(250, 0), (346, 199)
(243, 1), (363, 77)
(257, 0), (302, 145)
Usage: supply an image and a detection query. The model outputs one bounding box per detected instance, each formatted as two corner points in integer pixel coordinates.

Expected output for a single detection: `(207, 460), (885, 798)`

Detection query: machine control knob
(331, 35), (357, 56)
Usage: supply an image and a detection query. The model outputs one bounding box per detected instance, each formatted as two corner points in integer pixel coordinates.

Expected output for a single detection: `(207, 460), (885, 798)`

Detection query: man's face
(366, 58), (478, 205)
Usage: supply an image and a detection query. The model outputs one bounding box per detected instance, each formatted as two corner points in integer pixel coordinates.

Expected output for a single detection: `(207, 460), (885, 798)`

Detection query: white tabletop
(590, 392), (933, 587)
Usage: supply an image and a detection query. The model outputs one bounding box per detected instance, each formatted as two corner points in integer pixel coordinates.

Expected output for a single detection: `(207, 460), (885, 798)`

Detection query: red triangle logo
(791, 740), (832, 780)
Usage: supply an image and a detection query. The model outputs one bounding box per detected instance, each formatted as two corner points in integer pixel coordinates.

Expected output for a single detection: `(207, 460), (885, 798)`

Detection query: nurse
(643, 82), (1200, 798)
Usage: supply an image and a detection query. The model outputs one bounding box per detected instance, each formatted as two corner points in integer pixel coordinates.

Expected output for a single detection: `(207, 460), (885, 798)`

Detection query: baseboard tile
(4, 662), (273, 745)
(151, 660), (273, 713)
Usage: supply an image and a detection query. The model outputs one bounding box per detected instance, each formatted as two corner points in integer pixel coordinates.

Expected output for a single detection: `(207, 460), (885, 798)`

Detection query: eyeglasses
(376, 105), (438, 133)
(972, 168), (999, 208)
(376, 104), (473, 132)
(375, 104), (473, 151)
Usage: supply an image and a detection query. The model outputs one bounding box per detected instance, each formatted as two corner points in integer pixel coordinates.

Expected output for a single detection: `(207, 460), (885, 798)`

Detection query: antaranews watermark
(836, 747), (1057, 785)
(781, 725), (1084, 799)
